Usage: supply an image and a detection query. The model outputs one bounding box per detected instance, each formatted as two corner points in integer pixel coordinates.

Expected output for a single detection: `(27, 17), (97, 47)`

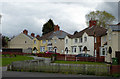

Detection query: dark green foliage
(2, 35), (9, 47)
(42, 19), (55, 35)
(73, 31), (78, 35)
(85, 10), (115, 27)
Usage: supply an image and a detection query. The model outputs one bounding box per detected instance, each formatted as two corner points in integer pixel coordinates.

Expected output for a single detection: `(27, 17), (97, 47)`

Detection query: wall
(65, 32), (94, 56)
(105, 28), (120, 63)
(9, 33), (33, 49)
(32, 38), (40, 53)
(52, 36), (65, 54)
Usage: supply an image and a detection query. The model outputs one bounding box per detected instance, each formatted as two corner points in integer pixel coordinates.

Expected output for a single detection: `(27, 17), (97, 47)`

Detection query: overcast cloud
(0, 0), (119, 37)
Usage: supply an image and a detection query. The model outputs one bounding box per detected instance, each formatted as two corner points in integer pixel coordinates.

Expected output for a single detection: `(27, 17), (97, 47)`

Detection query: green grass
(54, 60), (107, 65)
(2, 55), (34, 66)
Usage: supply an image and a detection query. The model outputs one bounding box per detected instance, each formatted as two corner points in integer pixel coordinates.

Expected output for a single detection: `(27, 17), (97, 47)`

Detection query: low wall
(9, 60), (110, 76)
(110, 65), (120, 74)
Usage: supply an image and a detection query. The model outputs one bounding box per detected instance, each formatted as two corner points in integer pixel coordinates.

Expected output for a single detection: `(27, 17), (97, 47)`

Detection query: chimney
(36, 35), (40, 38)
(23, 29), (28, 35)
(31, 33), (35, 37)
(54, 25), (60, 32)
(89, 19), (97, 27)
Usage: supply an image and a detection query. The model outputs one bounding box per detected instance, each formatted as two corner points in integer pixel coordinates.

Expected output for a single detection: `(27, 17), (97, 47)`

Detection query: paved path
(2, 71), (111, 77)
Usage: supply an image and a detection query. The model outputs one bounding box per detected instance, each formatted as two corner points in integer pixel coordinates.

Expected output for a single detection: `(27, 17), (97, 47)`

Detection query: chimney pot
(23, 29), (28, 35)
(89, 19), (97, 27)
(54, 25), (60, 32)
(36, 35), (40, 38)
(31, 33), (35, 37)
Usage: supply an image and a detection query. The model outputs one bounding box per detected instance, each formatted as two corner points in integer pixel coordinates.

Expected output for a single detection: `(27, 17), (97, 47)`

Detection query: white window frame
(40, 46), (45, 52)
(94, 49), (96, 57)
(34, 40), (36, 44)
(84, 37), (87, 42)
(79, 37), (82, 43)
(74, 39), (77, 43)
(72, 46), (77, 53)
(42, 40), (46, 44)
(94, 37), (96, 43)
(66, 39), (68, 44)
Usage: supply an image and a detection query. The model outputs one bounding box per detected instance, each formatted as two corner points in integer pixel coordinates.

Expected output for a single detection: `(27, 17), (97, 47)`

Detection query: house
(104, 22), (120, 63)
(8, 29), (35, 53)
(32, 25), (70, 54)
(65, 19), (107, 58)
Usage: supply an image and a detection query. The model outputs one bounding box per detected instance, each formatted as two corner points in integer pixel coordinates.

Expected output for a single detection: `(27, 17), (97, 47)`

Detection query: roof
(109, 23), (120, 31)
(68, 26), (107, 38)
(9, 33), (33, 41)
(37, 30), (70, 40)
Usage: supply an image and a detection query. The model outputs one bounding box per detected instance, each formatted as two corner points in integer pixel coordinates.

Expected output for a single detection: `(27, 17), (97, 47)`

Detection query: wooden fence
(8, 60), (110, 76)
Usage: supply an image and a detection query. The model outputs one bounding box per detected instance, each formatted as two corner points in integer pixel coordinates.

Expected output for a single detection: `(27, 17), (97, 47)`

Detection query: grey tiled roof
(38, 30), (70, 40)
(109, 25), (120, 31)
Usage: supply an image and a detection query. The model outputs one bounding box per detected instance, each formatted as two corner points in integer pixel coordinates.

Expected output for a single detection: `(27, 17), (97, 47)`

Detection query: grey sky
(0, 0), (119, 37)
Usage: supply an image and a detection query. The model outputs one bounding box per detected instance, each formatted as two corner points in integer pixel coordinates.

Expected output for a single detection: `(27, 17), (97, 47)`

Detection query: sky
(0, 0), (119, 37)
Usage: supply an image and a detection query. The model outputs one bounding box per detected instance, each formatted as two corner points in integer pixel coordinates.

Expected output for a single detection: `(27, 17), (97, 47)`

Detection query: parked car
(75, 53), (94, 57)
(45, 51), (60, 55)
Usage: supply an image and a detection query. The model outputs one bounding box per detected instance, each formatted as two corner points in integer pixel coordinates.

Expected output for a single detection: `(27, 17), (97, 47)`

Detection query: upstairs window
(84, 37), (87, 42)
(79, 37), (82, 43)
(66, 39), (68, 44)
(94, 37), (96, 43)
(75, 39), (77, 43)
(55, 39), (56, 43)
(34, 40), (36, 44)
(42, 40), (46, 44)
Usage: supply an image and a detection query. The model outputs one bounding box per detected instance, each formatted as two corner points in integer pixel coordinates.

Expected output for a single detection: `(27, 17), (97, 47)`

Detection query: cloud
(1, 1), (118, 37)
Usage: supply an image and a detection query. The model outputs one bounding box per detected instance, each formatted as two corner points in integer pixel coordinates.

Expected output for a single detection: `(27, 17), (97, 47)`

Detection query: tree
(85, 10), (115, 27)
(2, 35), (9, 47)
(42, 19), (55, 35)
(73, 31), (78, 35)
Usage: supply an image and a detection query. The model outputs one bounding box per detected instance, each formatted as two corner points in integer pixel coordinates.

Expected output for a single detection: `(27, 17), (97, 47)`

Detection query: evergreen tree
(42, 19), (55, 35)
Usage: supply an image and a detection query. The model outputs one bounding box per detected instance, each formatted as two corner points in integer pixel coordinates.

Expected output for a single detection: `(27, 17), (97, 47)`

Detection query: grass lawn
(2, 55), (34, 66)
(54, 60), (107, 65)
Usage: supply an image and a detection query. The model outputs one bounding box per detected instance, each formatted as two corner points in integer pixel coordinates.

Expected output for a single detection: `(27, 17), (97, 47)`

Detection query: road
(2, 71), (114, 78)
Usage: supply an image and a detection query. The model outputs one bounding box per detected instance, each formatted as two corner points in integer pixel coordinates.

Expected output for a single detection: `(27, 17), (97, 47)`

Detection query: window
(25, 41), (27, 43)
(66, 39), (68, 44)
(55, 39), (56, 43)
(104, 37), (106, 42)
(101, 47), (107, 56)
(79, 37), (82, 43)
(48, 40), (51, 44)
(34, 40), (36, 44)
(72, 47), (77, 53)
(40, 46), (45, 52)
(84, 37), (87, 42)
(48, 47), (52, 51)
(94, 37), (96, 43)
(42, 40), (46, 44)
(79, 46), (82, 53)
(75, 39), (77, 43)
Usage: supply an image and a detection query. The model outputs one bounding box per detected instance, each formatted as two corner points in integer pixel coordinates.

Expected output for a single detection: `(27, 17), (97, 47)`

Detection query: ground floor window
(100, 46), (107, 56)
(48, 47), (52, 51)
(40, 46), (45, 52)
(79, 46), (82, 53)
(72, 46), (77, 53)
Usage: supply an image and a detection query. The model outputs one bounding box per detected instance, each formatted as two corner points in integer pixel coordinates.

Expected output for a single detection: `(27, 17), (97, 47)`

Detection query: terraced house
(33, 25), (70, 54)
(65, 19), (107, 58)
(8, 29), (35, 53)
(101, 22), (120, 63)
